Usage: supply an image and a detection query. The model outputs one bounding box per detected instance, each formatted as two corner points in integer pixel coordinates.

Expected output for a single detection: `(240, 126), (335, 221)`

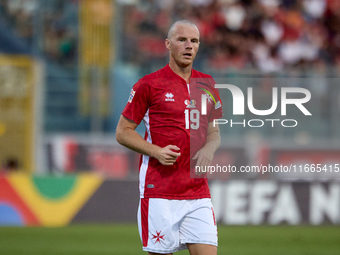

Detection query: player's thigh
(187, 243), (217, 255)
(138, 198), (187, 254)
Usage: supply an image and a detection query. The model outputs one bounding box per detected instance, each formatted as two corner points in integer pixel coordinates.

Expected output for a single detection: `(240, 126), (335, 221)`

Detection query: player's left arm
(192, 122), (221, 167)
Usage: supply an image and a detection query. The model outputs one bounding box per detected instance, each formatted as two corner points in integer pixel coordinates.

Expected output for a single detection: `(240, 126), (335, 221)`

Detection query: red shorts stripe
(141, 198), (149, 247)
(211, 206), (216, 226)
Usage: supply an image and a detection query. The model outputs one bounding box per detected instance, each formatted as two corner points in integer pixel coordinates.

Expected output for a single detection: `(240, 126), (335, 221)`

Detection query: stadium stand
(0, 0), (339, 138)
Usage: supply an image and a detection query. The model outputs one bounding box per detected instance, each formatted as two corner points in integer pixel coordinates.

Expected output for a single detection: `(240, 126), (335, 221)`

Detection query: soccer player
(116, 20), (223, 255)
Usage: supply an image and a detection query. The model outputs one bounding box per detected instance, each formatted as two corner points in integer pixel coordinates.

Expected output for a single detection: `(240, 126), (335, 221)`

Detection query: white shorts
(137, 198), (218, 254)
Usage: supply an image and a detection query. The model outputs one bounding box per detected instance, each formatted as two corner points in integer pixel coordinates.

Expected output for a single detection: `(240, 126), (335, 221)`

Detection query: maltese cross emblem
(152, 231), (165, 244)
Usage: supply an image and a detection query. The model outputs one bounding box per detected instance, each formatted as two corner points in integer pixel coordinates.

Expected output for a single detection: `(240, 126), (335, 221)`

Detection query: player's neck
(169, 61), (192, 84)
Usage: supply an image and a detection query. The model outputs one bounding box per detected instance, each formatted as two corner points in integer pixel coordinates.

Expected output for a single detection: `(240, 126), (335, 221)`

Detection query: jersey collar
(164, 64), (198, 84)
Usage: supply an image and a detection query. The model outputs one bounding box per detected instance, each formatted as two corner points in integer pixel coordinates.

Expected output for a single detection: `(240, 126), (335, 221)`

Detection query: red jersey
(122, 64), (223, 199)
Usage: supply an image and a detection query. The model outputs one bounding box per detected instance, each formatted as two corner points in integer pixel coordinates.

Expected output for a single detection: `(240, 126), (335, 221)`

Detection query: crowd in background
(0, 0), (77, 65)
(121, 0), (340, 74)
(0, 0), (36, 42)
(1, 0), (340, 73)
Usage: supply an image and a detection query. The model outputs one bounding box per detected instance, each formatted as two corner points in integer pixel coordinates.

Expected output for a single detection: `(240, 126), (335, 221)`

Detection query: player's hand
(192, 146), (214, 175)
(155, 145), (181, 166)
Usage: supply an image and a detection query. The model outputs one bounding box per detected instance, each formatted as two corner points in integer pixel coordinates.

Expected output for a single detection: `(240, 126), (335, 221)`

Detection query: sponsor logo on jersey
(165, 92), (175, 102)
(184, 99), (196, 108)
(128, 89), (135, 103)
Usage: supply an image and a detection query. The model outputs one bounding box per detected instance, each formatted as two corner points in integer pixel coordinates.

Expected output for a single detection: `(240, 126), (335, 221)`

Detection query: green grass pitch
(0, 224), (339, 255)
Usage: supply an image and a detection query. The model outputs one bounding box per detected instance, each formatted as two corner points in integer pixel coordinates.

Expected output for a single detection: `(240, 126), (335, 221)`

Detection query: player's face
(166, 24), (200, 68)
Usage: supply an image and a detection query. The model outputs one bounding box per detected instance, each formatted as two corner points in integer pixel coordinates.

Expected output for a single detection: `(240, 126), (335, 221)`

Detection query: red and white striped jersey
(122, 64), (223, 199)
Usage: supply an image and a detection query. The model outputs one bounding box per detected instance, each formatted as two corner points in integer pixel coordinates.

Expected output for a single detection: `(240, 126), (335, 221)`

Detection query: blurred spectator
(222, 1), (246, 31)
(261, 17), (283, 46)
(1, 0), (36, 43)
(302, 0), (327, 20)
(1, 158), (19, 173)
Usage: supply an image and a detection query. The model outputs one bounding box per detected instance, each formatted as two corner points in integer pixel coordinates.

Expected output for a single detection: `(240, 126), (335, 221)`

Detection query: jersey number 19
(184, 109), (200, 130)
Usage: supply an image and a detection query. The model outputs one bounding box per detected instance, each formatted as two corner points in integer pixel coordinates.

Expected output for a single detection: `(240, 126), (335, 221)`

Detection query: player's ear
(165, 39), (171, 50)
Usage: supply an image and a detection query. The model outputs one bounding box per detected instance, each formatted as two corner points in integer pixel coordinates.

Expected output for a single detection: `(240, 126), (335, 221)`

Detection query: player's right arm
(116, 115), (181, 166)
